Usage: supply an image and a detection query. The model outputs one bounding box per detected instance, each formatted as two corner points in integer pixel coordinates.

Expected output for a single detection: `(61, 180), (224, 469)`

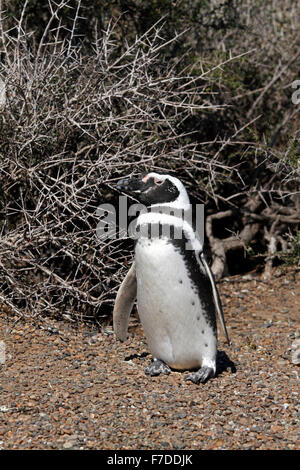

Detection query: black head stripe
(139, 178), (179, 205)
(117, 174), (180, 206)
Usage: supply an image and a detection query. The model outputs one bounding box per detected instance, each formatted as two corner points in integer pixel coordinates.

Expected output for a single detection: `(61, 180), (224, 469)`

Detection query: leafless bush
(0, 1), (298, 323)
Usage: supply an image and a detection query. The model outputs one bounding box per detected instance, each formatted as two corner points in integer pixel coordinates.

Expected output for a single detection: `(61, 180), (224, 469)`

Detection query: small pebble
(1, 270), (299, 450)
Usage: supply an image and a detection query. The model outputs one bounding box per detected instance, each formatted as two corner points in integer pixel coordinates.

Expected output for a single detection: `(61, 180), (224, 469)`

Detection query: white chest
(134, 237), (216, 370)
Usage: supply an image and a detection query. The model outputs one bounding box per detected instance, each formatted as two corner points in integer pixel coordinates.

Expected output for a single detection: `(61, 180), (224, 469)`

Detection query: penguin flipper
(113, 262), (137, 341)
(199, 252), (230, 345)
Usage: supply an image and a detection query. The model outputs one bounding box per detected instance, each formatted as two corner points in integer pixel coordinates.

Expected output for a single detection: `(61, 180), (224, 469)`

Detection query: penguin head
(117, 172), (190, 208)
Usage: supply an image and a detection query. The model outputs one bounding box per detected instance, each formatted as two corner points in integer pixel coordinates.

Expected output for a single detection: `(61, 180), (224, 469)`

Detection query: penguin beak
(116, 178), (130, 191)
(116, 177), (143, 194)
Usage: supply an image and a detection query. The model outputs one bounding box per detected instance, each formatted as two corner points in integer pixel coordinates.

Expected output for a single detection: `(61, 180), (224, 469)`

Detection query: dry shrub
(0, 1), (299, 323)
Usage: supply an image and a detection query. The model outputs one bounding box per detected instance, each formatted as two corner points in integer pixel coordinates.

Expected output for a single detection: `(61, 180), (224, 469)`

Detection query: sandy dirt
(0, 267), (299, 450)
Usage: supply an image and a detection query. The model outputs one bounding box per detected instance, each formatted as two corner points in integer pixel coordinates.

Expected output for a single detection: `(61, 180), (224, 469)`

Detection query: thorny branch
(0, 1), (299, 321)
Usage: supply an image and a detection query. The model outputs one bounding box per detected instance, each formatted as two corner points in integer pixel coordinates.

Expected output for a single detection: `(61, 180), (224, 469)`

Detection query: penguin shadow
(215, 350), (236, 377)
(124, 351), (150, 361)
(124, 350), (236, 382)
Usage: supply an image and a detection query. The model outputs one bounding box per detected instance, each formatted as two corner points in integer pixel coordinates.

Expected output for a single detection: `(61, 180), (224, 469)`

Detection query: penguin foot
(184, 366), (214, 384)
(145, 358), (171, 377)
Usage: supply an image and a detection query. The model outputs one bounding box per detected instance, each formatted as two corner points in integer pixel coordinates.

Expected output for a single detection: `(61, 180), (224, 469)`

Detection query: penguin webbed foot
(145, 358), (171, 377)
(184, 366), (214, 384)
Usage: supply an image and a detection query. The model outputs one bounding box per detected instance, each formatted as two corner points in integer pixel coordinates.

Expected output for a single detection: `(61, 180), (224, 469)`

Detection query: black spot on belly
(167, 235), (217, 335)
(197, 315), (200, 321)
(191, 300), (195, 306)
(205, 343), (208, 347)
(202, 330), (205, 334)
(179, 279), (183, 284)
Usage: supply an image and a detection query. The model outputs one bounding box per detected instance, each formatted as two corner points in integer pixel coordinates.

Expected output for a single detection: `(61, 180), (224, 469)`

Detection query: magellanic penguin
(113, 172), (230, 384)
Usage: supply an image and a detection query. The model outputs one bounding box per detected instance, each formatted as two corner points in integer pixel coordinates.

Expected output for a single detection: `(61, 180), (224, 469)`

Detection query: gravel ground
(0, 267), (299, 450)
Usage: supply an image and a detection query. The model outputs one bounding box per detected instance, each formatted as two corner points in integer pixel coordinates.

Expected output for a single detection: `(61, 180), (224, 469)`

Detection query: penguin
(113, 172), (230, 384)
